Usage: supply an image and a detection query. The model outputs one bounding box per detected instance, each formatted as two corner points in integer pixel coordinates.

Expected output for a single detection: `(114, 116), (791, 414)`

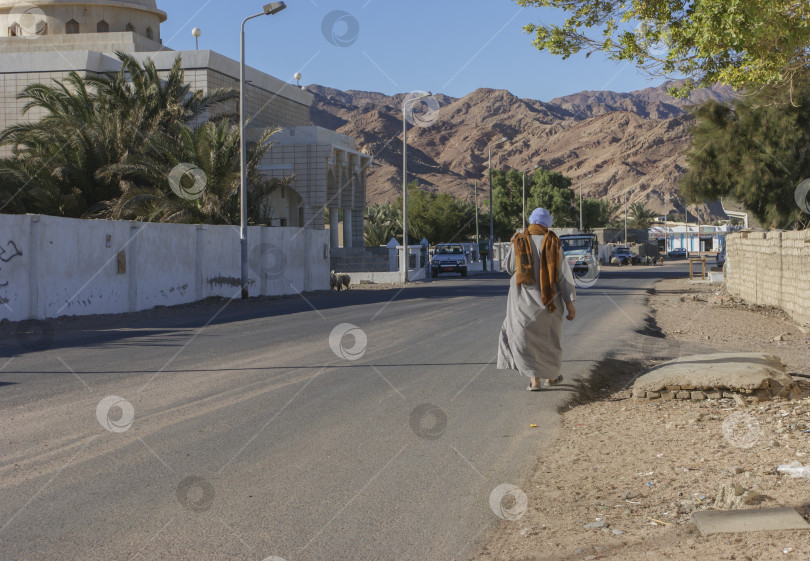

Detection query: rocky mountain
(306, 80), (737, 220)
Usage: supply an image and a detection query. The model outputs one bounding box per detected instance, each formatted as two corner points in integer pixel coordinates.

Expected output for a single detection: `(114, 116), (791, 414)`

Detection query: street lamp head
(191, 27), (201, 38)
(263, 2), (286, 15)
(489, 136), (509, 149)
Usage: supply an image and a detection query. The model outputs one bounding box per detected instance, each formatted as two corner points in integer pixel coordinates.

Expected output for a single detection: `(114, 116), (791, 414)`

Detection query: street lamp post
(474, 181), (479, 246)
(579, 172), (592, 233)
(488, 137), (508, 270)
(684, 199), (690, 256)
(401, 92), (431, 284)
(239, 2), (286, 300)
(521, 166), (538, 231)
(624, 191), (628, 245)
(522, 170), (527, 231)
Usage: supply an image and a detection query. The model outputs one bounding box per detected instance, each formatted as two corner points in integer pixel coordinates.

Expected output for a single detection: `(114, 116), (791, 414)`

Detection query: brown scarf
(513, 224), (562, 312)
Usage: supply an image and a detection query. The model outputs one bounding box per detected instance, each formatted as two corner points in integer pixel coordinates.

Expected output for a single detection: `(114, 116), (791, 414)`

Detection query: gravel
(473, 276), (810, 561)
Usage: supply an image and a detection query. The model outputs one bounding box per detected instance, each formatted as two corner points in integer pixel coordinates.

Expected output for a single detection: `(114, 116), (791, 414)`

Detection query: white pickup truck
(430, 244), (468, 278)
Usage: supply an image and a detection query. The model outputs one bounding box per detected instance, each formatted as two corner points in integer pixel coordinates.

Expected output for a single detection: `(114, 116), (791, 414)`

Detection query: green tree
(514, 0), (810, 96)
(0, 52), (237, 218)
(680, 84), (810, 228)
(395, 182), (476, 244)
(491, 168), (526, 235)
(629, 201), (658, 229)
(364, 202), (400, 246)
(95, 122), (282, 224)
(581, 198), (618, 231)
(524, 169), (577, 229)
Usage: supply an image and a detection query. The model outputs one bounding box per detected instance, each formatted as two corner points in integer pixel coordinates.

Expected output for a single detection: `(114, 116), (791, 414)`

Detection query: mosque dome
(0, 0), (167, 42)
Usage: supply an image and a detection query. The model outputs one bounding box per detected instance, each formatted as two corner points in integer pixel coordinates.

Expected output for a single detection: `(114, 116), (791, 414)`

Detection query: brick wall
(726, 230), (810, 326)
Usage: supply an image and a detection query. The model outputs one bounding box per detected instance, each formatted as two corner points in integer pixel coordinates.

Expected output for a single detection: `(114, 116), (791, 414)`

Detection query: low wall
(726, 230), (810, 326)
(346, 268), (426, 284)
(0, 214), (330, 321)
(330, 247), (389, 273)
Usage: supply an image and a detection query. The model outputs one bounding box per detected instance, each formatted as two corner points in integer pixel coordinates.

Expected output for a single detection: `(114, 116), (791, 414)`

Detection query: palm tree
(629, 201), (658, 229)
(364, 202), (401, 246)
(96, 122), (286, 225)
(0, 53), (237, 218)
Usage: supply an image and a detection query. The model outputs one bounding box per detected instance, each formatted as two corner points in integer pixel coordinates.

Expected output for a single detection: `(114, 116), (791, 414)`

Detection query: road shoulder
(473, 277), (810, 561)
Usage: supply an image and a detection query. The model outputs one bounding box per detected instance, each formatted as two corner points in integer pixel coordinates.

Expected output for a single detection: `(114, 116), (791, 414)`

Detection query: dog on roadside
(657, 256), (664, 265)
(610, 257), (622, 266)
(330, 271), (351, 290)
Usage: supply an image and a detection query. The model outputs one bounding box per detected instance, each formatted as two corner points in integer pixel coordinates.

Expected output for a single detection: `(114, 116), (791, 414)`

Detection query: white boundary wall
(0, 214), (330, 321)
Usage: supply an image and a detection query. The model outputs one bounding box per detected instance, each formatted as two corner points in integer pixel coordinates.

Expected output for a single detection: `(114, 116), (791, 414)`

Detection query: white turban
(529, 208), (553, 228)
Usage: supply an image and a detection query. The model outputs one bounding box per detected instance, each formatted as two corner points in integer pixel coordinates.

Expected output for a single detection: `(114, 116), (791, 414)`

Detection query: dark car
(613, 247), (636, 265)
(668, 248), (688, 258)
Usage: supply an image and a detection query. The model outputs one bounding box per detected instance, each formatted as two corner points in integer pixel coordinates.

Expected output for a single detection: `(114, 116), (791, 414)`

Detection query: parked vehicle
(716, 250), (726, 268)
(612, 246), (639, 265)
(431, 244), (468, 278)
(668, 248), (688, 258)
(560, 234), (599, 277)
(565, 249), (595, 275)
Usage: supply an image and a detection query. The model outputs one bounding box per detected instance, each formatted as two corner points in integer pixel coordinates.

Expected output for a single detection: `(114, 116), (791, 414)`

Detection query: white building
(0, 0), (369, 247)
(650, 224), (730, 253)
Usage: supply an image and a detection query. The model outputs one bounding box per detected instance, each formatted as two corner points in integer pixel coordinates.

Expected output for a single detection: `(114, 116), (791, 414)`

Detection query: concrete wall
(726, 230), (810, 326)
(0, 214), (330, 322)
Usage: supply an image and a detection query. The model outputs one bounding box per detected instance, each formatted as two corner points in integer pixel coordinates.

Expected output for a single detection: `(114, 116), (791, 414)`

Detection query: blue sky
(157, 0), (668, 101)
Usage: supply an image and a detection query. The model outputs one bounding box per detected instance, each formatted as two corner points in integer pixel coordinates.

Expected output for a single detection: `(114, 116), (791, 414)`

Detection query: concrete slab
(693, 508), (810, 535)
(632, 353), (797, 398)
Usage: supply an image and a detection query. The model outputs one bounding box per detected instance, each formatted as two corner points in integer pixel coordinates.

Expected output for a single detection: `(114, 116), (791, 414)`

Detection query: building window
(66, 19), (79, 34)
(8, 23), (21, 36)
(125, 23), (134, 32)
(97, 20), (109, 33)
(146, 27), (153, 39)
(37, 22), (47, 35)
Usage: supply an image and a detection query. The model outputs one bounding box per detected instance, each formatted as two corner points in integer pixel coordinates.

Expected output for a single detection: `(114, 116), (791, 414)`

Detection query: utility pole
(474, 181), (479, 246)
(624, 192), (628, 245)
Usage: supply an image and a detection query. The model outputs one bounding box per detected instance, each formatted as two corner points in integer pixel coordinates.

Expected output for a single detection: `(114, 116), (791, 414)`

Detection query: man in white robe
(497, 208), (577, 390)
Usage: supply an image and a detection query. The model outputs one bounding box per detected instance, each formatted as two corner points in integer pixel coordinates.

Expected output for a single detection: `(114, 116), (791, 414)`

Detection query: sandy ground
(474, 276), (810, 561)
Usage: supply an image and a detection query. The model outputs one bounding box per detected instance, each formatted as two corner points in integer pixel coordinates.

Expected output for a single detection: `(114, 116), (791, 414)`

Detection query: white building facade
(0, 0), (367, 247)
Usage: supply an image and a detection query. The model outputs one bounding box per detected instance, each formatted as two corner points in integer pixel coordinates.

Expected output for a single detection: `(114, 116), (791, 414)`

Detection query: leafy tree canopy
(382, 182), (476, 245)
(515, 0), (810, 97)
(629, 201), (658, 229)
(490, 168), (623, 235)
(0, 52), (288, 225)
(364, 202), (400, 246)
(680, 83), (810, 229)
(582, 198), (620, 231)
(491, 168), (529, 236)
(524, 169), (577, 229)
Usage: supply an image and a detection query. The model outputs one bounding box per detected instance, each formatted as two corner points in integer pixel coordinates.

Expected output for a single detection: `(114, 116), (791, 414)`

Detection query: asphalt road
(0, 262), (690, 561)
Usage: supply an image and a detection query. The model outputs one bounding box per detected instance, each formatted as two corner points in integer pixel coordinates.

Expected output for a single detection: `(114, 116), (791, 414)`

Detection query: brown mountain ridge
(307, 81), (737, 220)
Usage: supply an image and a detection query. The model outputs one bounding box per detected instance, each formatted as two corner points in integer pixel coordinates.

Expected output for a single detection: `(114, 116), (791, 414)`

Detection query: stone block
(693, 508), (810, 535)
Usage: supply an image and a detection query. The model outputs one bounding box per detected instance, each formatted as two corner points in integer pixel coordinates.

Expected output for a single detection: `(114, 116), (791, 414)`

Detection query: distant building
(593, 227), (649, 245)
(650, 224), (730, 253)
(0, 0), (368, 246)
